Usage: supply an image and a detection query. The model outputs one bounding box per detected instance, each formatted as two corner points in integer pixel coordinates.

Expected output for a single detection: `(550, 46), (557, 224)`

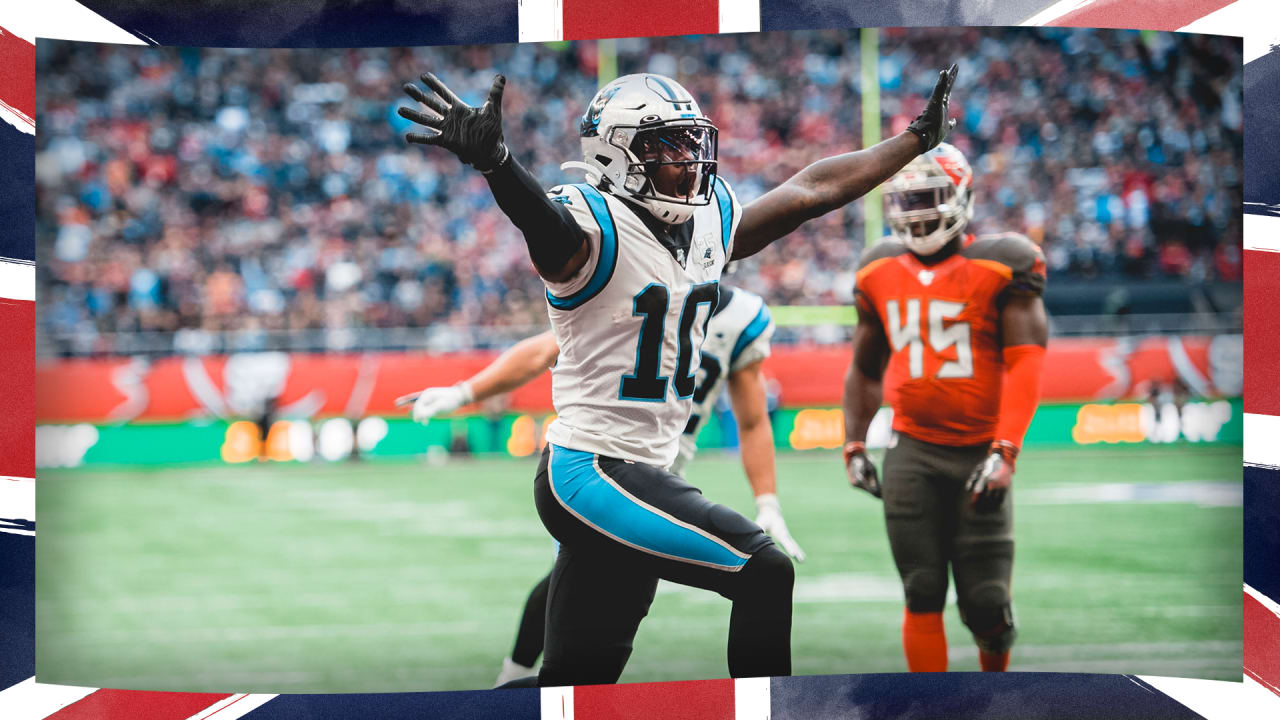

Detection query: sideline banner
(35, 335), (1242, 424)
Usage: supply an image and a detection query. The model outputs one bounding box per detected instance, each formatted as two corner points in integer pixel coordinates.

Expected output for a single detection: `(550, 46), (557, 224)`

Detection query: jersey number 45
(885, 298), (974, 380)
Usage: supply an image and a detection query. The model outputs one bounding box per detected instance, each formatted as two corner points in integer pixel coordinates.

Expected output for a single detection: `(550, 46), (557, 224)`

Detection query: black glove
(843, 441), (882, 499)
(399, 72), (510, 173)
(906, 64), (959, 152)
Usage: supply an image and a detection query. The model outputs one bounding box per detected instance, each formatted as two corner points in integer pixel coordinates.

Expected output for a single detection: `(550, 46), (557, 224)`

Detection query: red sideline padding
(34, 335), (1232, 423)
(45, 691), (232, 720)
(574, 678), (735, 720)
(1244, 592), (1280, 695)
(1245, 250), (1280, 416)
(563, 0), (718, 41)
(1048, 0), (1236, 31)
(0, 300), (34, 478)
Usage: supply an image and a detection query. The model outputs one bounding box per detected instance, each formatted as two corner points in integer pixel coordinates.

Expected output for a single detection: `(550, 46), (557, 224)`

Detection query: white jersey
(669, 285), (774, 475)
(543, 178), (742, 468)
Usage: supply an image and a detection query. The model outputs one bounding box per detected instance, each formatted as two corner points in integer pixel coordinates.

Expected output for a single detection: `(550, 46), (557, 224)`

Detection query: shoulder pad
(856, 239), (909, 272)
(963, 233), (1046, 295)
(963, 233), (1041, 269)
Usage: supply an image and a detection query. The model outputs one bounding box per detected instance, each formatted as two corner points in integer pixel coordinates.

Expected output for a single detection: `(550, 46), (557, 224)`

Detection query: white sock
(494, 656), (537, 687)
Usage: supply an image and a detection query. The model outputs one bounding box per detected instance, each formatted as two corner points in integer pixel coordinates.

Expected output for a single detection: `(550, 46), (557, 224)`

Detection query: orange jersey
(855, 234), (1046, 447)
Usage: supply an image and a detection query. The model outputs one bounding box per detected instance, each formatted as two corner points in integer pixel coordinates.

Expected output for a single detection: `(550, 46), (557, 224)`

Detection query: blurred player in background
(397, 283), (805, 685)
(842, 143), (1048, 673)
(398, 63), (955, 685)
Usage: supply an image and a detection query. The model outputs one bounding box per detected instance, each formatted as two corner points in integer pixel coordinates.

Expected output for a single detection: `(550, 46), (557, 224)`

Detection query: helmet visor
(885, 185), (952, 236)
(630, 125), (718, 202)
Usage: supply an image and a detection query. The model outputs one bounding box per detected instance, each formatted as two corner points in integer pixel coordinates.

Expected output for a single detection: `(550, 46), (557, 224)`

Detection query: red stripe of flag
(1245, 591), (1280, 693)
(574, 678), (736, 720)
(1048, 0), (1237, 30)
(44, 690), (235, 720)
(0, 25), (34, 126)
(1244, 250), (1280, 417)
(0, 299), (34, 479)
(562, 0), (719, 41)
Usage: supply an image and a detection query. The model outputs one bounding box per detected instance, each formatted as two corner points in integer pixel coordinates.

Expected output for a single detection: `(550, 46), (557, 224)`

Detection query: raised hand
(906, 64), (959, 152)
(399, 72), (510, 172)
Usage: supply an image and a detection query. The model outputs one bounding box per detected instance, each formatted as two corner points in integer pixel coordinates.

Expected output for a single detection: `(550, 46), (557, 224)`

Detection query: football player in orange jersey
(841, 142), (1048, 673)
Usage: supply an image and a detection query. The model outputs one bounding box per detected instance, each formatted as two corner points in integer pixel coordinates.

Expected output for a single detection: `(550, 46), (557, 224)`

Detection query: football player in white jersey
(398, 283), (804, 685)
(399, 65), (957, 685)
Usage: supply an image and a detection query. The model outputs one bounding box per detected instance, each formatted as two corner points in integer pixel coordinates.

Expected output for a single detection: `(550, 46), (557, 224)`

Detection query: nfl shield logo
(918, 269), (935, 286)
(694, 234), (716, 269)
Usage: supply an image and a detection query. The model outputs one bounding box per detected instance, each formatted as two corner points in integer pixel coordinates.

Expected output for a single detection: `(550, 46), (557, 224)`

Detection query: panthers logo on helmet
(580, 85), (623, 138)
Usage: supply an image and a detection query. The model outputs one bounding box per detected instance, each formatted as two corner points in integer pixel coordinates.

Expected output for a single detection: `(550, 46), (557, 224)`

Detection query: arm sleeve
(993, 344), (1046, 450)
(541, 184), (608, 301)
(483, 156), (588, 279)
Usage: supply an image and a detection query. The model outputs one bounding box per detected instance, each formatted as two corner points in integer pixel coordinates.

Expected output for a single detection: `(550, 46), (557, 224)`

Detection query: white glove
(395, 382), (474, 424)
(755, 493), (806, 563)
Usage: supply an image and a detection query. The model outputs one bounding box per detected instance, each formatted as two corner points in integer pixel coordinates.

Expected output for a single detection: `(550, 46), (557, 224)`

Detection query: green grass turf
(35, 444), (1242, 692)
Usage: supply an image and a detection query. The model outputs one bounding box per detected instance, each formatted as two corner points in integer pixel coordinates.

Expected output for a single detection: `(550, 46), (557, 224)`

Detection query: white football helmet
(884, 142), (974, 255)
(563, 74), (718, 225)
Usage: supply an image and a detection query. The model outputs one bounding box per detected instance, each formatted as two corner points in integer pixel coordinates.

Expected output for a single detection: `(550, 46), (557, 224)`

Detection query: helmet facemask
(884, 155), (973, 256)
(611, 121), (717, 224)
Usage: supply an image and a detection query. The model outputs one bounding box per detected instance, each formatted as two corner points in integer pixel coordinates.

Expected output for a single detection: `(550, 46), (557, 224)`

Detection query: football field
(35, 444), (1242, 692)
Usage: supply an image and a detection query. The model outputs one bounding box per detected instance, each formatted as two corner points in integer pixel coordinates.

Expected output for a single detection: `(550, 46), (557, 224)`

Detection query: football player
(841, 143), (1048, 673)
(396, 283), (805, 685)
(399, 65), (956, 685)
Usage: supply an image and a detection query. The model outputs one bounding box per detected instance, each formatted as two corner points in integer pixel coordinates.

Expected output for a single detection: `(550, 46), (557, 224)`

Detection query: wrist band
(843, 441), (866, 467)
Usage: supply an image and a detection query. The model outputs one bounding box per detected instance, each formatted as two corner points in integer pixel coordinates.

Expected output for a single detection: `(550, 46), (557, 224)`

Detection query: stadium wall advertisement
(35, 399), (1245, 469)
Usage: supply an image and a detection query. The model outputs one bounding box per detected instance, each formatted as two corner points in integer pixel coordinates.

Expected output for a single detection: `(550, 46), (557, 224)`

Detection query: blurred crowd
(35, 28), (1243, 354)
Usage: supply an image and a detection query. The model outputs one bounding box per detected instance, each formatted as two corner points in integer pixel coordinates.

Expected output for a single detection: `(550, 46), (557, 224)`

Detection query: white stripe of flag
(0, 678), (97, 720)
(181, 694), (280, 720)
(0, 261), (34, 302)
(1245, 414), (1280, 468)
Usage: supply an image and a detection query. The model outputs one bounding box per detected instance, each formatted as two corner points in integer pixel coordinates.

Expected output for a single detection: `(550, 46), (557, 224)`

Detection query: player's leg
(494, 570), (551, 687)
(950, 445), (1016, 671)
(882, 432), (954, 672)
(533, 447), (660, 686)
(536, 541), (659, 686)
(589, 455), (793, 678)
(537, 444), (793, 679)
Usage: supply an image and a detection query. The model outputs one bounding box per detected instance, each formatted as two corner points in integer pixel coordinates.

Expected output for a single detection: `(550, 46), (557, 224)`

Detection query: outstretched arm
(732, 65), (958, 261)
(400, 73), (589, 283)
(396, 331), (561, 423)
(728, 359), (805, 562)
